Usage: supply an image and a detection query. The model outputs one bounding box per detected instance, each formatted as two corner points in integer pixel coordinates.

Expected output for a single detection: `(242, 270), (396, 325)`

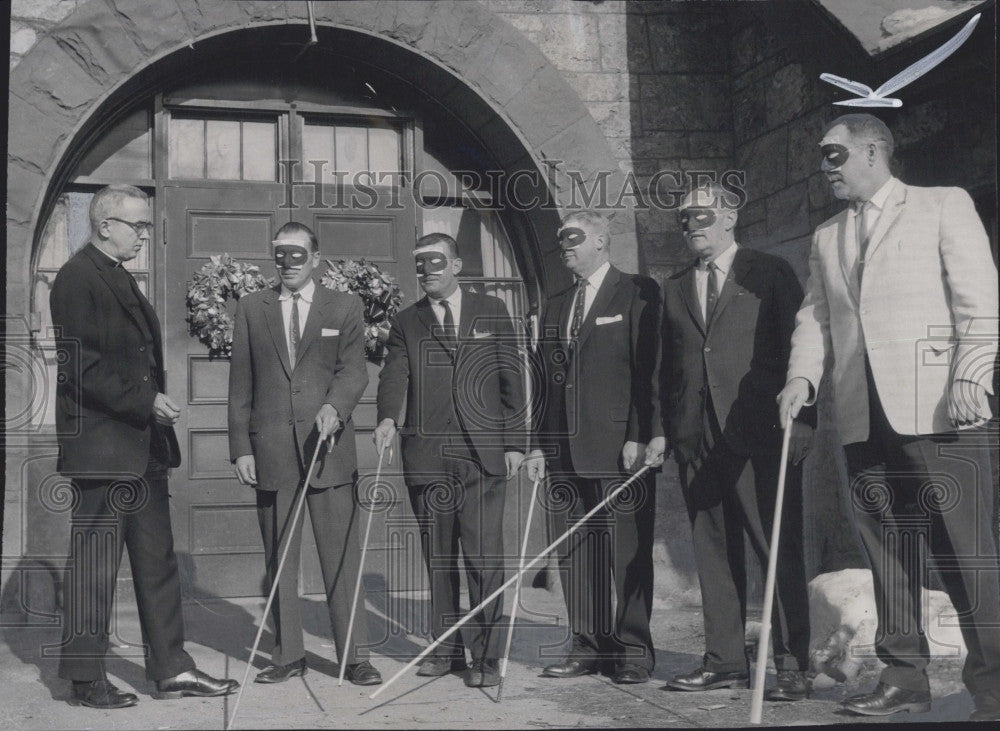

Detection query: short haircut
(89, 184), (147, 230)
(561, 210), (610, 244)
(416, 232), (459, 259)
(682, 181), (739, 216)
(824, 113), (895, 158)
(274, 221), (319, 252)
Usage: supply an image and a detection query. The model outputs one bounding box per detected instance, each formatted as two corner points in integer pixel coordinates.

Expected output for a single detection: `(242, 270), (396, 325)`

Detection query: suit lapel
(262, 286), (292, 379)
(679, 264), (706, 335)
(708, 249), (752, 330)
(576, 266), (621, 349)
(86, 247), (151, 339)
(864, 182), (907, 265)
(295, 284), (326, 364)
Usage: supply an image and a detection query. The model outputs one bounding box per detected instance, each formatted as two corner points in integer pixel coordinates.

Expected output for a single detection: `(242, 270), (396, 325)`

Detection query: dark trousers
(58, 460), (195, 681)
(845, 365), (1000, 694)
(256, 483), (370, 666)
(678, 442), (810, 673)
(546, 469), (656, 670)
(408, 453), (506, 661)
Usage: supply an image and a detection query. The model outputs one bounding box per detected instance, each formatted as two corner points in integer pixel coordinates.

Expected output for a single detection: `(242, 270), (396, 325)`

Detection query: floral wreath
(186, 255), (402, 361)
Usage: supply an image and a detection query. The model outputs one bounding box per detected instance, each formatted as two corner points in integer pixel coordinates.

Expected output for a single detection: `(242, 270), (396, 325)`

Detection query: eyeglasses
(105, 217), (153, 236)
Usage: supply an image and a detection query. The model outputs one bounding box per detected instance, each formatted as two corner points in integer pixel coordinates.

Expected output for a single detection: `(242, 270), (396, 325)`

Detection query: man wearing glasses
(51, 184), (238, 707)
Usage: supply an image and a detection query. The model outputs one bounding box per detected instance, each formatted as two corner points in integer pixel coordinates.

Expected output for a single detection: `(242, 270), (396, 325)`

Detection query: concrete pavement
(0, 586), (979, 729)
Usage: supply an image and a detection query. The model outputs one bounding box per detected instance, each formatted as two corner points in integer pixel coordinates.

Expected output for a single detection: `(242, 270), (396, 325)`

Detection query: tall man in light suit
(228, 222), (381, 686)
(374, 232), (526, 689)
(778, 114), (1000, 721)
(524, 211), (664, 685)
(660, 184), (814, 700)
(52, 184), (237, 708)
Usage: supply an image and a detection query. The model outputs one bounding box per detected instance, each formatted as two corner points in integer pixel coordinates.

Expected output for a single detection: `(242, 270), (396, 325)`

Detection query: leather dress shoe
(416, 656), (466, 677)
(765, 670), (810, 701)
(70, 679), (138, 709)
(154, 668), (239, 699)
(465, 658), (500, 687)
(612, 664), (650, 684)
(665, 667), (749, 691)
(254, 658), (306, 684)
(541, 658), (600, 678)
(841, 682), (931, 716)
(971, 691), (1000, 722)
(344, 660), (382, 686)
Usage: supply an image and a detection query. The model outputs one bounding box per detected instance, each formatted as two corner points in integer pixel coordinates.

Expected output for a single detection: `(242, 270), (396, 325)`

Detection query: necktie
(288, 292), (300, 369)
(705, 262), (720, 325)
(570, 278), (587, 343)
(856, 201), (872, 283)
(440, 299), (457, 347)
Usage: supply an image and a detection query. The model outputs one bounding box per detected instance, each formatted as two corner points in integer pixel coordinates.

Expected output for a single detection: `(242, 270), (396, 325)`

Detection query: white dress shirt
(279, 279), (315, 348)
(695, 242), (738, 321)
(565, 260), (611, 337)
(856, 176), (897, 258)
(429, 286), (463, 333)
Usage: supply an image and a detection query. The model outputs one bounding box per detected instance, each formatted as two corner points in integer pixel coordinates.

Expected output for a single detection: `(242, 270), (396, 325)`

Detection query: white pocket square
(321, 328), (340, 337)
(595, 314), (623, 325)
(472, 330), (492, 339)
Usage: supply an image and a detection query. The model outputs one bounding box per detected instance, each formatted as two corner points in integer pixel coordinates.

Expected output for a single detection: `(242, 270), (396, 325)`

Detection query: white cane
(496, 476), (542, 702)
(339, 443), (390, 686)
(371, 465), (652, 700)
(227, 433), (331, 731)
(750, 412), (794, 725)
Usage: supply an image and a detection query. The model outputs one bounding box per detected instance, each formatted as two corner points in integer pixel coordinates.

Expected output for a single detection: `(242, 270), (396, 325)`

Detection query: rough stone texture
(109, 0), (195, 60)
(766, 181), (810, 241)
(765, 62), (807, 129)
(588, 100), (631, 139)
(639, 74), (729, 132)
(11, 0), (79, 25)
(48, 1), (147, 88)
(9, 22), (38, 55)
(646, 12), (728, 74)
(7, 92), (71, 175)
(736, 126), (788, 200)
(9, 36), (107, 126)
(564, 71), (629, 102)
(501, 11), (601, 73)
(787, 107), (830, 185)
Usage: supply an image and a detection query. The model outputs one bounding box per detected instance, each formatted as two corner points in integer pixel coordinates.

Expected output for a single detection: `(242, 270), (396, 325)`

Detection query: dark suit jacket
(51, 244), (179, 475)
(535, 265), (663, 477)
(661, 246), (815, 464)
(228, 283), (369, 491)
(376, 288), (526, 479)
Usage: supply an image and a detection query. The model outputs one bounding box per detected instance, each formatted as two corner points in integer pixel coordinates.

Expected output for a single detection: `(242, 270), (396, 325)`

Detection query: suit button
(142, 375), (148, 382)
(566, 383), (574, 390)
(704, 346), (711, 353)
(288, 419), (293, 425)
(139, 346), (145, 352)
(292, 389), (300, 395)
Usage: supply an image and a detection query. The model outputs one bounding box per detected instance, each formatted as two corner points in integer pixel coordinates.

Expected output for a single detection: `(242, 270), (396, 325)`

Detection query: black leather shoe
(612, 664), (650, 684)
(465, 659), (500, 687)
(154, 669), (239, 699)
(254, 659), (306, 684)
(970, 691), (1000, 721)
(416, 655), (466, 677)
(765, 670), (810, 701)
(345, 660), (382, 686)
(70, 679), (138, 709)
(541, 658), (600, 678)
(664, 667), (749, 691)
(842, 682), (931, 716)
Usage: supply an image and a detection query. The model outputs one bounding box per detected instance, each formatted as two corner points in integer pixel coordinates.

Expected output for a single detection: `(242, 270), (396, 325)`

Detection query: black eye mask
(415, 251), (448, 276)
(677, 208), (718, 233)
(558, 227), (588, 249)
(821, 143), (850, 169)
(273, 244), (310, 267)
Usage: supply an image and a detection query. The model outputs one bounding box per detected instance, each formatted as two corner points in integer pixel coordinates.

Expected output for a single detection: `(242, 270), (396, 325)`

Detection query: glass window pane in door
(302, 123), (335, 183)
(335, 125), (368, 183)
(206, 119), (241, 179)
(368, 126), (401, 184)
(169, 118), (205, 178)
(242, 121), (276, 181)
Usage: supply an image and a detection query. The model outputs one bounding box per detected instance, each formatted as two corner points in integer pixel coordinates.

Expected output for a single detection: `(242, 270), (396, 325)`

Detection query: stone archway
(7, 0), (626, 319)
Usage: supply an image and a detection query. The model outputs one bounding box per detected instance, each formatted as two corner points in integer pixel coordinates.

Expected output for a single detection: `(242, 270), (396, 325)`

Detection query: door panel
(163, 180), (420, 598)
(163, 183), (289, 598)
(291, 184), (419, 594)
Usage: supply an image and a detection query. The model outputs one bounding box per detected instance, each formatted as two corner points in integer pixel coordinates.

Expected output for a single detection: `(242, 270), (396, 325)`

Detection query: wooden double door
(160, 180), (420, 598)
